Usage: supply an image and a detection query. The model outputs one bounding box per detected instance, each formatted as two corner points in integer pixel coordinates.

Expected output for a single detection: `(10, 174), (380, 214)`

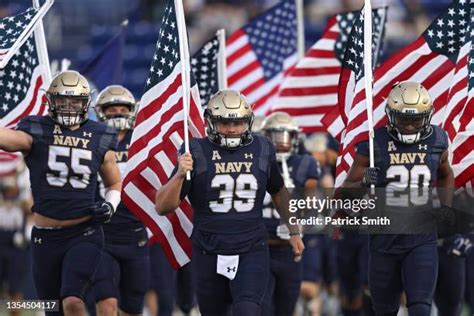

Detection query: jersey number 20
(386, 165), (431, 206)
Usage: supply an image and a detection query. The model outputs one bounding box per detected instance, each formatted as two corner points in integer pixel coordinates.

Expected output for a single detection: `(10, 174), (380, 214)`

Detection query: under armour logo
(227, 266), (236, 273)
(418, 144), (427, 150)
(83, 132), (92, 137)
(34, 238), (42, 244)
(83, 229), (94, 236)
(244, 153), (253, 159)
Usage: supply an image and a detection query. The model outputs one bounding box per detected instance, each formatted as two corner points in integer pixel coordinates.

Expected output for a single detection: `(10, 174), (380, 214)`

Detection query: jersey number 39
(209, 174), (257, 213)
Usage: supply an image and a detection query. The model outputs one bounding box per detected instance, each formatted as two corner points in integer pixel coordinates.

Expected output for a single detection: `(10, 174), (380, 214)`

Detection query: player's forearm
(437, 173), (454, 207)
(155, 174), (185, 215)
(0, 128), (31, 152)
(271, 187), (299, 235)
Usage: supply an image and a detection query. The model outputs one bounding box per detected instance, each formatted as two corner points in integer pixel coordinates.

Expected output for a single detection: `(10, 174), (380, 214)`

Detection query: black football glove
(92, 201), (115, 223)
(437, 205), (457, 227)
(444, 235), (473, 257)
(363, 167), (379, 186)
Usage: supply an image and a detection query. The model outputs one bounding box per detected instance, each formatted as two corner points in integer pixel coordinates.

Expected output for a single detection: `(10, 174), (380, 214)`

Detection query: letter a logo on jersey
(212, 150), (222, 161)
(53, 125), (62, 134)
(388, 141), (397, 152)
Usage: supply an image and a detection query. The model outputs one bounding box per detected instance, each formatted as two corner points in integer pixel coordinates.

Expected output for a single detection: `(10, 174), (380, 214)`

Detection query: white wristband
(105, 189), (121, 212)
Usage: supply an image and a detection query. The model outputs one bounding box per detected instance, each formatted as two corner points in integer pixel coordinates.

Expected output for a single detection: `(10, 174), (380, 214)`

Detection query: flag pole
(175, 0), (191, 180)
(295, 0), (305, 60)
(32, 0), (53, 82)
(216, 29), (227, 89)
(363, 0), (375, 190)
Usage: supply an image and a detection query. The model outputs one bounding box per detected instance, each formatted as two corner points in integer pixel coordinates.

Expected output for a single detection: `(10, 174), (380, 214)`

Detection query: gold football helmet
(251, 115), (265, 133)
(262, 112), (299, 155)
(46, 70), (91, 127)
(95, 85), (136, 130)
(205, 90), (254, 148)
(386, 81), (433, 144)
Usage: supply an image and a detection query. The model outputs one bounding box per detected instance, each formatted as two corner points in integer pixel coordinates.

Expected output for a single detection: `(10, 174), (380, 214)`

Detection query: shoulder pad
(189, 138), (207, 175)
(16, 115), (45, 141)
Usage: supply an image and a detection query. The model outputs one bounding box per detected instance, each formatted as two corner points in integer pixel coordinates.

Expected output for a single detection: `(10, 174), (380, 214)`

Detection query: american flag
(122, 0), (205, 269)
(333, 7), (387, 186)
(334, 0), (469, 186)
(270, 12), (357, 133)
(0, 35), (47, 128)
(0, 7), (38, 66)
(226, 0), (298, 115)
(448, 5), (473, 189)
(0, 151), (22, 176)
(191, 34), (219, 107)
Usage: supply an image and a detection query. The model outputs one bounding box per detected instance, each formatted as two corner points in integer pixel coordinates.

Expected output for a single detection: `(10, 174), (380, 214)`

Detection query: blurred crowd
(0, 0), (454, 73)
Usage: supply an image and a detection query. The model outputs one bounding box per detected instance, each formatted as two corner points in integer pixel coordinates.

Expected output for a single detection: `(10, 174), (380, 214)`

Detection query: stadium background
(0, 0), (469, 315)
(0, 0), (454, 99)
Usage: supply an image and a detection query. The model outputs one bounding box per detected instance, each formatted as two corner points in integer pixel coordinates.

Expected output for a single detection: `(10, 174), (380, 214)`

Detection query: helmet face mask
(47, 71), (91, 127)
(95, 85), (136, 131)
(101, 105), (135, 131)
(386, 81), (433, 144)
(266, 130), (298, 154)
(205, 90), (254, 149)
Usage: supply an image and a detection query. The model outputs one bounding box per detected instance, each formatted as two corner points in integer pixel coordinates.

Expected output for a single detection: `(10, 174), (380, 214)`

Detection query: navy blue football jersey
(172, 134), (284, 254)
(101, 129), (146, 242)
(357, 125), (449, 253)
(16, 116), (118, 220)
(262, 154), (320, 240)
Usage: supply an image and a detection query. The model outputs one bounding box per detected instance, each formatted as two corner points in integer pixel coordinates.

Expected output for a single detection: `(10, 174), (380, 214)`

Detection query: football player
(0, 164), (32, 316)
(147, 242), (196, 316)
(0, 70), (122, 316)
(342, 82), (454, 316)
(90, 85), (150, 316)
(434, 233), (471, 316)
(259, 112), (320, 316)
(154, 90), (304, 316)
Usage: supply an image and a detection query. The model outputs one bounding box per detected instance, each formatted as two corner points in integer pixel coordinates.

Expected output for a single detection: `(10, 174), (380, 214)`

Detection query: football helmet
(95, 85), (136, 130)
(386, 81), (433, 144)
(205, 90), (254, 148)
(46, 70), (91, 127)
(262, 112), (300, 156)
(251, 115), (265, 133)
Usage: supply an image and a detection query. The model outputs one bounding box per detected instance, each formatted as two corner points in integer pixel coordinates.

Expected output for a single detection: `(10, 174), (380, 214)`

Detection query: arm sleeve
(307, 156), (321, 180)
(266, 142), (284, 194)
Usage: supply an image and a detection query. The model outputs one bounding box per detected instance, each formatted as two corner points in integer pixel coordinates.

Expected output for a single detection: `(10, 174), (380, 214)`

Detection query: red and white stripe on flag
(446, 30), (473, 189)
(0, 151), (22, 176)
(270, 15), (344, 133)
